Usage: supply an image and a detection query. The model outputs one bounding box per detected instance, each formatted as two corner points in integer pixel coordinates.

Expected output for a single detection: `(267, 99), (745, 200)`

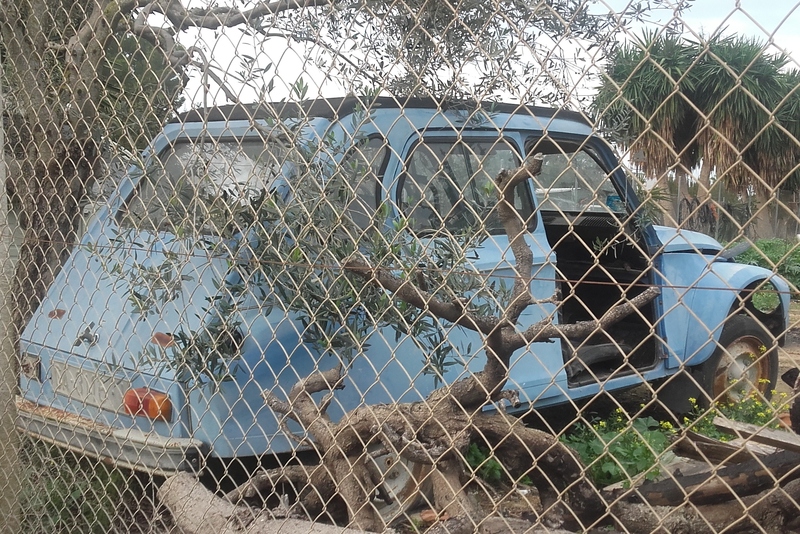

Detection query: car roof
(172, 96), (591, 127)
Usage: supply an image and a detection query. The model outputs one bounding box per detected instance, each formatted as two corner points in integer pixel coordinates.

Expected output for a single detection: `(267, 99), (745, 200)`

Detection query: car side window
(340, 137), (389, 230)
(400, 138), (533, 234)
(119, 140), (286, 234)
(528, 140), (623, 214)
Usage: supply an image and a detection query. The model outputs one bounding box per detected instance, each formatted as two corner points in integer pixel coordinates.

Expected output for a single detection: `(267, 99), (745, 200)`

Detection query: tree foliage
(595, 32), (800, 198)
(0, 0), (690, 338)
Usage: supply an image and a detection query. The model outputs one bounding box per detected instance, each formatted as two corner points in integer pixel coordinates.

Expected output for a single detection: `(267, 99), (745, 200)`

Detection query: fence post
(0, 58), (21, 533)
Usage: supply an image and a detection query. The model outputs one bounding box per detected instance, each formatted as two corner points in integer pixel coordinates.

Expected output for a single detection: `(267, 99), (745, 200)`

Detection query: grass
(19, 437), (137, 534)
(737, 238), (800, 294)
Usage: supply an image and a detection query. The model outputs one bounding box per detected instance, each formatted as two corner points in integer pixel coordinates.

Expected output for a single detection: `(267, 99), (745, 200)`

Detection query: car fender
(678, 260), (789, 368)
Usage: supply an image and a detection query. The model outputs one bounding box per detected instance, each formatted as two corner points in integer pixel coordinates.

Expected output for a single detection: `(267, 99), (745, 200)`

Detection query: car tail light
(123, 388), (172, 421)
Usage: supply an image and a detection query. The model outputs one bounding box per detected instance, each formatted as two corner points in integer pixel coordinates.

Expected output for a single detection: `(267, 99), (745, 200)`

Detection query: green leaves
(465, 442), (504, 484)
(93, 94), (512, 389)
(596, 31), (800, 191)
(563, 411), (676, 487)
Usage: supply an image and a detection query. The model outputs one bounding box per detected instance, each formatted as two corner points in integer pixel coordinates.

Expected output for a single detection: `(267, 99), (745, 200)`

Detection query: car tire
(694, 315), (778, 408)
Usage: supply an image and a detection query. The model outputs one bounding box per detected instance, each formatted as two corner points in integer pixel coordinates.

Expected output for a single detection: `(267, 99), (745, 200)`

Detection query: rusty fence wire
(4, 0), (800, 533)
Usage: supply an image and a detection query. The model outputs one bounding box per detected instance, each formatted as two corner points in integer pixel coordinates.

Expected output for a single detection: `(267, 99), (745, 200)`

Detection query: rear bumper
(16, 397), (206, 477)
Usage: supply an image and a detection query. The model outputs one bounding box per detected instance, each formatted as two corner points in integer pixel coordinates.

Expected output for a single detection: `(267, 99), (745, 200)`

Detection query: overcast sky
(610, 1), (800, 60)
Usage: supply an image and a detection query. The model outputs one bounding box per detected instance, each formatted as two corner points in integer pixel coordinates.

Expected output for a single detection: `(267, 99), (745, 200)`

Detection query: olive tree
(0, 0), (690, 338)
(150, 109), (800, 534)
(128, 110), (657, 531)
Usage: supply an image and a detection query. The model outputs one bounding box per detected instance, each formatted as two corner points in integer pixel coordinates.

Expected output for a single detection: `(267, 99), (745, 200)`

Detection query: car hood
(653, 225), (724, 254)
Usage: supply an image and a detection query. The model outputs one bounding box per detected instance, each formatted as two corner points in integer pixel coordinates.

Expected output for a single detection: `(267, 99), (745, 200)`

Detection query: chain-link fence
(4, 1), (800, 533)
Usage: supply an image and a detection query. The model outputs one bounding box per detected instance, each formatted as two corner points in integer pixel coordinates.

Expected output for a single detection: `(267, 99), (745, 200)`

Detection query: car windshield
(119, 139), (290, 234)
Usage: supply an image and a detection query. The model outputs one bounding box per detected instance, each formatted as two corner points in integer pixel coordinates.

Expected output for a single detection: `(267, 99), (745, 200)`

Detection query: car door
(525, 135), (667, 388)
(388, 133), (568, 406)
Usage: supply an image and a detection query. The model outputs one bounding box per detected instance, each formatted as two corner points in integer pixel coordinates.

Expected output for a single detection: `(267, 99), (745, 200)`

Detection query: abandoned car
(17, 97), (789, 489)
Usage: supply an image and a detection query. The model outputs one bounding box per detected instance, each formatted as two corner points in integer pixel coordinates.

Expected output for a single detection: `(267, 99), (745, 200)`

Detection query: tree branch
(262, 365), (345, 449)
(226, 465), (311, 502)
(495, 154), (544, 325)
(375, 424), (454, 464)
(190, 49), (240, 102)
(137, 0), (329, 33)
(345, 258), (500, 335)
(506, 286), (660, 351)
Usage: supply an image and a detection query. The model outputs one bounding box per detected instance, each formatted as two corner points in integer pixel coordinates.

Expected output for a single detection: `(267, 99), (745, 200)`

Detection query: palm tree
(596, 32), (800, 234)
(763, 69), (800, 192)
(688, 35), (793, 203)
(594, 30), (698, 192)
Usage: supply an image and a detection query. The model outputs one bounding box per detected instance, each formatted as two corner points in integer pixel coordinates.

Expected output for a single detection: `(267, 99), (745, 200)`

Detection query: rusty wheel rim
(713, 335), (770, 404)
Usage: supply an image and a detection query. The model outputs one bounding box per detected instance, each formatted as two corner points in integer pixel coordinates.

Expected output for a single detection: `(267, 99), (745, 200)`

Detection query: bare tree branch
(495, 153), (543, 325)
(345, 258), (501, 335)
(507, 286), (661, 351)
(226, 466), (311, 502)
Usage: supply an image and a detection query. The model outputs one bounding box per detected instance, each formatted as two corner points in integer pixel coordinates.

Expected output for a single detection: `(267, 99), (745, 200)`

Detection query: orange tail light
(123, 388), (173, 421)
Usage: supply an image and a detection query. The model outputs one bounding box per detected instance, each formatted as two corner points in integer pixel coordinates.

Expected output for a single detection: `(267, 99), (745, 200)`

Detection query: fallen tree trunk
(162, 470), (800, 534)
(159, 472), (372, 534)
(610, 479), (800, 534)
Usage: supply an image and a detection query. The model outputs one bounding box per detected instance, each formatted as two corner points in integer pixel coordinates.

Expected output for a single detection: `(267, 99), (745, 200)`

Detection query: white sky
(180, 1), (800, 107)
(606, 1), (800, 59)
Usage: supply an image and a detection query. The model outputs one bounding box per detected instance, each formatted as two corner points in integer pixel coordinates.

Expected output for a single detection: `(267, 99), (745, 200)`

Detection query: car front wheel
(695, 315), (778, 408)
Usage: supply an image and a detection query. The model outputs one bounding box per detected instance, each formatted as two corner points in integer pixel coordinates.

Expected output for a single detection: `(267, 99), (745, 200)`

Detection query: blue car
(17, 97), (790, 484)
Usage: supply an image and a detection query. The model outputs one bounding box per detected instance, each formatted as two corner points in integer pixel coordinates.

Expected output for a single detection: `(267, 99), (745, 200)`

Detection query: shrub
(737, 238), (800, 293)
(562, 409), (675, 487)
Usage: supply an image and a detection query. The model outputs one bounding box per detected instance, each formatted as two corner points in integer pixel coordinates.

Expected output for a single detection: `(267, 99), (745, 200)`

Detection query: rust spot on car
(48, 309), (66, 319)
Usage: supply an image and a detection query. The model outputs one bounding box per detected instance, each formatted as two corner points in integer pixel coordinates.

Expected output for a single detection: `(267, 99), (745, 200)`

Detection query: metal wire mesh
(3, 0), (800, 532)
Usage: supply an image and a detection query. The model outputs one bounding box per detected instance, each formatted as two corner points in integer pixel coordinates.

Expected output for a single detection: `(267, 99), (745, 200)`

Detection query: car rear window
(118, 137), (389, 235)
(118, 139), (288, 234)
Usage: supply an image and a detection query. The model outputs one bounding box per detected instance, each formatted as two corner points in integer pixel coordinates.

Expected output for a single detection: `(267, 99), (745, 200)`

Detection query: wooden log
(713, 416), (800, 454)
(672, 430), (757, 465)
(611, 479), (800, 534)
(619, 450), (800, 506)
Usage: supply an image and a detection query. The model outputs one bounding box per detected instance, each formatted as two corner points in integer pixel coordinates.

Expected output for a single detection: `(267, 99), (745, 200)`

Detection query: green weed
(737, 238), (800, 294)
(464, 442), (532, 486)
(465, 443), (504, 484)
(19, 438), (127, 534)
(562, 409), (676, 487)
(684, 392), (787, 442)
